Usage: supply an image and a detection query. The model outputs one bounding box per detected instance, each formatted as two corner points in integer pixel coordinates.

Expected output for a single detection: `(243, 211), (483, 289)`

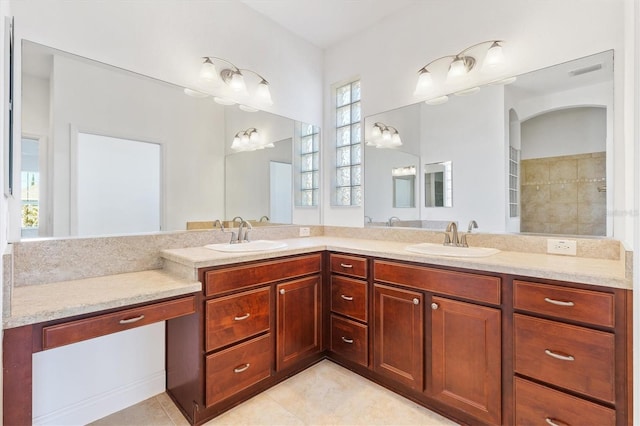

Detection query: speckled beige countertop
(4, 270), (201, 329)
(161, 236), (630, 290)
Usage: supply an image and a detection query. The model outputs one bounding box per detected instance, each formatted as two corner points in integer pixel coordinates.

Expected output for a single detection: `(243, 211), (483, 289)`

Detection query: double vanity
(3, 231), (631, 425)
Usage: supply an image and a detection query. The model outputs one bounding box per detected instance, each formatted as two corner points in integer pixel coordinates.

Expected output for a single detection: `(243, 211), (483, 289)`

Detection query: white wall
(322, 0), (628, 243)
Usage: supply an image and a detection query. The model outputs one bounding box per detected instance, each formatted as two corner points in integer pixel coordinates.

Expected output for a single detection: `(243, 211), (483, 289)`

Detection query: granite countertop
(161, 236), (630, 290)
(4, 270), (201, 329)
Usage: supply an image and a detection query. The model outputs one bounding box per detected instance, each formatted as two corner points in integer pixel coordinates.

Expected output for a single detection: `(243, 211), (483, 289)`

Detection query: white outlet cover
(547, 239), (577, 256)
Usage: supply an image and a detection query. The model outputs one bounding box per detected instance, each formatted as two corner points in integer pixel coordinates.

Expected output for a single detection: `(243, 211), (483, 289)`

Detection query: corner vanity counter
(160, 235), (632, 426)
(2, 269), (201, 426)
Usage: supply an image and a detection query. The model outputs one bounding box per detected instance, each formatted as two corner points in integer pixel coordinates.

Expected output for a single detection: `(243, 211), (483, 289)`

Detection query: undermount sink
(204, 240), (288, 252)
(405, 242), (500, 258)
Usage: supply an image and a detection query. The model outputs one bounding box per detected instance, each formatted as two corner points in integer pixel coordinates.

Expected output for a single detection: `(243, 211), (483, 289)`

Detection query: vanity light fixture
(185, 56), (273, 110)
(230, 128), (274, 152)
(414, 40), (508, 103)
(367, 122), (402, 149)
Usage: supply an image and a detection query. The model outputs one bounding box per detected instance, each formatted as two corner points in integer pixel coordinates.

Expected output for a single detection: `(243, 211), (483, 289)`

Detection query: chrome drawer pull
(545, 349), (575, 361)
(119, 315), (145, 324)
(340, 263), (353, 268)
(234, 363), (251, 373)
(545, 417), (569, 426)
(234, 313), (251, 321)
(340, 294), (354, 301)
(544, 297), (575, 307)
(341, 337), (354, 344)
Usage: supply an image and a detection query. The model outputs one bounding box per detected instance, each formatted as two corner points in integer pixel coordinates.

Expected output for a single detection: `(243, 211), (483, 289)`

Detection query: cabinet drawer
(515, 377), (615, 426)
(330, 253), (368, 279)
(514, 314), (615, 403)
(205, 334), (272, 407)
(42, 296), (197, 350)
(374, 260), (500, 305)
(514, 280), (614, 327)
(330, 315), (368, 367)
(204, 254), (322, 296)
(206, 287), (270, 352)
(331, 276), (367, 322)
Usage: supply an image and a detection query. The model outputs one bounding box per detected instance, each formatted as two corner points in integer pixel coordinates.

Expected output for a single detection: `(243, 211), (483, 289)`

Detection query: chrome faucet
(213, 219), (224, 231)
(259, 215), (270, 222)
(388, 216), (400, 227)
(444, 221), (459, 246)
(459, 220), (478, 248)
(235, 220), (253, 243)
(231, 216), (244, 224)
(364, 215), (373, 224)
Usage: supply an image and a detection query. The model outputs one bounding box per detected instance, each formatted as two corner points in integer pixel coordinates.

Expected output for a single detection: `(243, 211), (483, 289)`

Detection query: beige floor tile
(91, 360), (458, 426)
(88, 396), (175, 426)
(203, 392), (304, 426)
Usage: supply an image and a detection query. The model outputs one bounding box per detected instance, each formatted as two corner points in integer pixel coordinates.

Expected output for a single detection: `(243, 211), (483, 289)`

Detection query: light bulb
(229, 71), (246, 92)
(199, 58), (220, 84)
(484, 42), (505, 68)
(414, 69), (433, 96)
(448, 56), (467, 79)
(255, 80), (273, 105)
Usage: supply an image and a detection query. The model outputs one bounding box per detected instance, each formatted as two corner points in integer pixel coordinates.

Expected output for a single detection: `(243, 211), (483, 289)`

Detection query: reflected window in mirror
(296, 122), (319, 206)
(334, 80), (362, 206)
(20, 136), (43, 238)
(392, 165), (416, 208)
(424, 161), (452, 207)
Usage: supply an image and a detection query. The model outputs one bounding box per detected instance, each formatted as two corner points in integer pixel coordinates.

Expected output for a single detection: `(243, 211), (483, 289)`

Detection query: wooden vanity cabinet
(512, 279), (630, 426)
(328, 253), (370, 367)
(372, 259), (503, 425)
(276, 275), (322, 371)
(166, 253), (323, 425)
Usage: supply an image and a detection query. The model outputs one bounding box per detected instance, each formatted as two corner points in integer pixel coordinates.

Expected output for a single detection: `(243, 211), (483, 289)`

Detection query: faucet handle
(459, 233), (469, 247)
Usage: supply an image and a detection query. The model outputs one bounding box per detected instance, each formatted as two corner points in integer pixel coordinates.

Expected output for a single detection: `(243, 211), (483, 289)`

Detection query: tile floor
(90, 360), (458, 426)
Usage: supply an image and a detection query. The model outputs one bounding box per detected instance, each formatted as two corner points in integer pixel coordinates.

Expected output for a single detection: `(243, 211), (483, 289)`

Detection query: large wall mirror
(19, 40), (320, 240)
(364, 50), (613, 237)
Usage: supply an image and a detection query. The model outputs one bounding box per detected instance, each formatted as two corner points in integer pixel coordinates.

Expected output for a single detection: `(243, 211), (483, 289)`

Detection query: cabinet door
(373, 283), (423, 390)
(429, 296), (501, 425)
(276, 275), (322, 371)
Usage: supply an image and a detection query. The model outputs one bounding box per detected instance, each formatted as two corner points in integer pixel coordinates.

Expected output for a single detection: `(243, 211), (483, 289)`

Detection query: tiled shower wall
(520, 152), (606, 235)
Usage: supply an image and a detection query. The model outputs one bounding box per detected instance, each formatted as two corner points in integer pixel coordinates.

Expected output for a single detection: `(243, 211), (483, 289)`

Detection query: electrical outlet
(299, 227), (311, 237)
(547, 239), (577, 256)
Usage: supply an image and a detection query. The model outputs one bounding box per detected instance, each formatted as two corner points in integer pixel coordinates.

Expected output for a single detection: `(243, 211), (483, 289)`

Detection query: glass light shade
(414, 69), (433, 96)
(484, 42), (505, 68)
(371, 125), (382, 139)
(231, 136), (242, 150)
(229, 71), (247, 92)
(200, 59), (220, 83)
(448, 57), (467, 79)
(391, 133), (402, 146)
(382, 129), (391, 141)
(255, 81), (273, 105)
(249, 130), (260, 143)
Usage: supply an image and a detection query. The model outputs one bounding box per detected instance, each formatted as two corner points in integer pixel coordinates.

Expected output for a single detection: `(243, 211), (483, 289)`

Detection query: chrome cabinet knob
(431, 303), (439, 310)
(279, 289), (285, 295)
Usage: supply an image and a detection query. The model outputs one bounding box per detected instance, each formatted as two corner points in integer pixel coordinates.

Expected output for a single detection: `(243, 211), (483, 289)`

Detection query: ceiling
(240, 0), (419, 49)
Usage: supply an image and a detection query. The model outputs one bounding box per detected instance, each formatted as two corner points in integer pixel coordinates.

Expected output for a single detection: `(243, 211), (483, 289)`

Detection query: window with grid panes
(509, 146), (519, 217)
(334, 80), (361, 206)
(298, 123), (320, 206)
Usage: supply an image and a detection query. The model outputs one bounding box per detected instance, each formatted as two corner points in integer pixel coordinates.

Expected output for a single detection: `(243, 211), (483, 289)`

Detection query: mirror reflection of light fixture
(231, 128), (275, 152)
(367, 122), (402, 148)
(184, 56), (274, 110)
(414, 40), (508, 102)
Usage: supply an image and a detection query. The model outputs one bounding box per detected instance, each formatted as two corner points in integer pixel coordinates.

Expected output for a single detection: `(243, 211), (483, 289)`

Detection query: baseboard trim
(33, 371), (165, 425)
